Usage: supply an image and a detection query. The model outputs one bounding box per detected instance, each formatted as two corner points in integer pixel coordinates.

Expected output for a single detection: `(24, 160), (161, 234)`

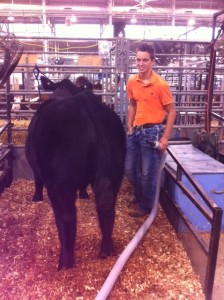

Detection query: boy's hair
(136, 43), (155, 60)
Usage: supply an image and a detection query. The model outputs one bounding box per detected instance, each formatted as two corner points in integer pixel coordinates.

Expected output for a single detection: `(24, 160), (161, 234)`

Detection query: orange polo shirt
(127, 71), (174, 126)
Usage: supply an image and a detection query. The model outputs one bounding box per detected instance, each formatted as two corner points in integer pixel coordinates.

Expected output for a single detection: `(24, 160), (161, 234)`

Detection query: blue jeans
(125, 125), (163, 212)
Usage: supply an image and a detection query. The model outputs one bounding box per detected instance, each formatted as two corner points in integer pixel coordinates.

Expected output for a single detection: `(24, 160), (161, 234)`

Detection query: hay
(0, 177), (205, 300)
(0, 119), (30, 145)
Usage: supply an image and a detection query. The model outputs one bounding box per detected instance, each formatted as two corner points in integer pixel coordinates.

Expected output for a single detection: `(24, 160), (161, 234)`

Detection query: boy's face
(136, 51), (154, 75)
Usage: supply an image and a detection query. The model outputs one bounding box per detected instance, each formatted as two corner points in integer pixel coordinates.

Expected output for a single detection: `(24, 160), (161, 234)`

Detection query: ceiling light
(65, 16), (77, 26)
(7, 16), (14, 21)
(188, 18), (195, 26)
(131, 16), (137, 24)
(70, 16), (77, 23)
(7, 13), (14, 22)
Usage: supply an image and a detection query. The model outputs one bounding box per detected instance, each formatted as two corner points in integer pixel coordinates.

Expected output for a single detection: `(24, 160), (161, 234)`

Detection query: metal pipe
(205, 10), (224, 133)
(95, 150), (167, 300)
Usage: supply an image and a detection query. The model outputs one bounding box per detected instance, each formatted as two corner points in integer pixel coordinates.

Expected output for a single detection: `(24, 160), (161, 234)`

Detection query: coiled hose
(95, 150), (167, 300)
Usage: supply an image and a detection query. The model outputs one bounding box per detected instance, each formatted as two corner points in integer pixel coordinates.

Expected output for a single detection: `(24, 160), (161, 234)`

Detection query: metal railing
(161, 146), (223, 300)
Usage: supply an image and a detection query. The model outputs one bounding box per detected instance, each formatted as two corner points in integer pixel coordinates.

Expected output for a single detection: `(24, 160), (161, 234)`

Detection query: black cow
(25, 76), (126, 270)
(39, 75), (93, 199)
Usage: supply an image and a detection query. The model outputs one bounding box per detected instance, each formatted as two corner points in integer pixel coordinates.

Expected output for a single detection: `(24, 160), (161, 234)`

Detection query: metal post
(42, 0), (49, 69)
(204, 207), (222, 300)
(205, 10), (224, 133)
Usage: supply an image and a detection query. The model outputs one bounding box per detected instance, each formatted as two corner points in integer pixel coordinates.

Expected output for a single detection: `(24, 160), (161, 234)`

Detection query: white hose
(95, 150), (167, 300)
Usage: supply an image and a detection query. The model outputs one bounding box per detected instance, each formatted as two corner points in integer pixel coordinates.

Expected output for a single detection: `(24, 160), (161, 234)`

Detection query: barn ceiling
(0, 0), (223, 28)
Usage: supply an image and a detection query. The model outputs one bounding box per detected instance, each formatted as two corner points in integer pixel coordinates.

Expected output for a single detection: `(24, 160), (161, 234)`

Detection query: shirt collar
(136, 70), (157, 84)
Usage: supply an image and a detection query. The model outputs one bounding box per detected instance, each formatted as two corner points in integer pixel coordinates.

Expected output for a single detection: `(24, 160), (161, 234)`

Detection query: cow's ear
(40, 76), (56, 91)
(86, 82), (93, 91)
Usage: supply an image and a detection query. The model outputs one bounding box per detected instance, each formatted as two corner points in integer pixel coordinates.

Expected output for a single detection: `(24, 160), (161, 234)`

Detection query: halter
(33, 64), (48, 101)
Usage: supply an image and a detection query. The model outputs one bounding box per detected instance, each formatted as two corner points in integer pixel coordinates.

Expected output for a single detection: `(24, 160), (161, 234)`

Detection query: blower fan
(214, 22), (224, 58)
(0, 19), (24, 89)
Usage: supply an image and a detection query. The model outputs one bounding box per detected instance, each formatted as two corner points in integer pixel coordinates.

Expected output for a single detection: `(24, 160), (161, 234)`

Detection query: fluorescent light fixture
(188, 18), (195, 26)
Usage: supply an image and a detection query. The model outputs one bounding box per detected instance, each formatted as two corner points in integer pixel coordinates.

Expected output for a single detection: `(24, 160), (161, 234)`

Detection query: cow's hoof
(32, 192), (43, 202)
(58, 261), (74, 271)
(58, 264), (74, 271)
(58, 255), (75, 270)
(99, 242), (116, 258)
(32, 197), (43, 202)
(79, 190), (89, 200)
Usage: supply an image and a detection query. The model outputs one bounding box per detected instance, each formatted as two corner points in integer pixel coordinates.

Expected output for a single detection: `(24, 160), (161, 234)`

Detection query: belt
(134, 123), (160, 130)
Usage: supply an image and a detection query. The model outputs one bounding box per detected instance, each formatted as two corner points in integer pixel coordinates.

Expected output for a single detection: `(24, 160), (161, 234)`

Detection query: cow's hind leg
(47, 186), (76, 270)
(94, 177), (116, 258)
(32, 176), (44, 202)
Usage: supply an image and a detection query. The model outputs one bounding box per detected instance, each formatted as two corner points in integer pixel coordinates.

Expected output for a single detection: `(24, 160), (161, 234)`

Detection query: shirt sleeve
(126, 77), (134, 100)
(160, 81), (174, 106)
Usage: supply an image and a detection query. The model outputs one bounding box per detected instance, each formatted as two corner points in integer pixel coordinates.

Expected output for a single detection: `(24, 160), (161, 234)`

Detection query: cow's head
(40, 76), (93, 98)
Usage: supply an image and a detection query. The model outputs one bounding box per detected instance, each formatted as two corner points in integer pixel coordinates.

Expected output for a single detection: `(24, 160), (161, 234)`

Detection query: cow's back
(26, 90), (125, 191)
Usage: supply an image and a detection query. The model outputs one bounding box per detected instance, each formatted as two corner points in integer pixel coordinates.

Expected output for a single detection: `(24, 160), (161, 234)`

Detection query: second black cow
(25, 76), (126, 270)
